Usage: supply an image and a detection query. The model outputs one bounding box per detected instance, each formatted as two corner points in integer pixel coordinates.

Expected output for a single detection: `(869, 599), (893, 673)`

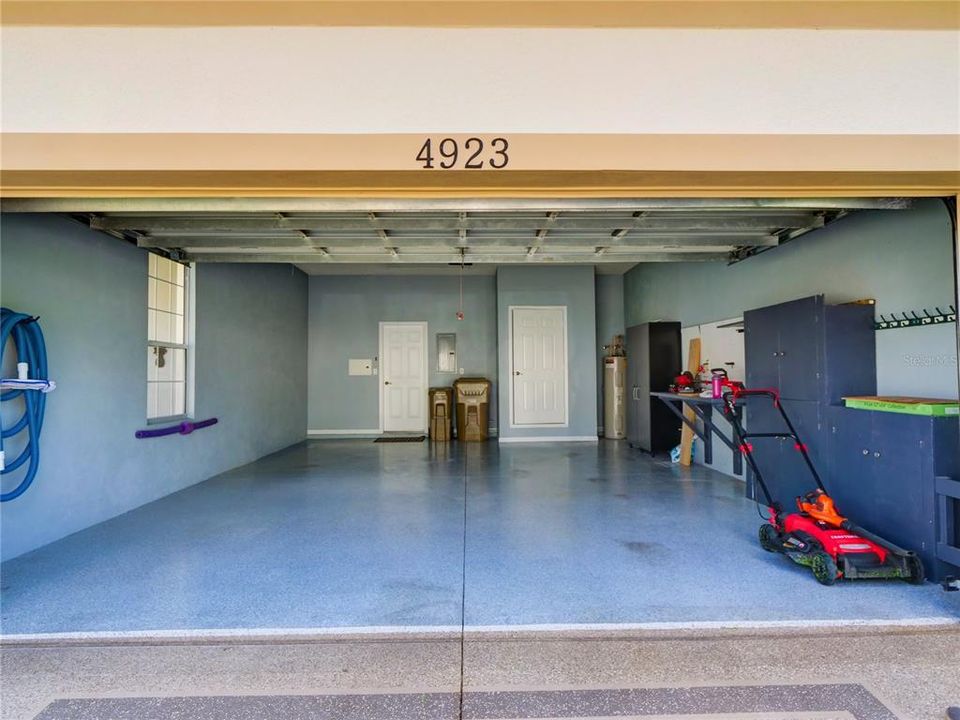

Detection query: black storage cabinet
(827, 408), (960, 582)
(626, 321), (681, 454)
(743, 295), (876, 505)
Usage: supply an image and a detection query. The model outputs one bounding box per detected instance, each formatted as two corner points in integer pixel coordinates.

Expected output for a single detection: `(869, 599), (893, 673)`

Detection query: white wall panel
(2, 27), (957, 133)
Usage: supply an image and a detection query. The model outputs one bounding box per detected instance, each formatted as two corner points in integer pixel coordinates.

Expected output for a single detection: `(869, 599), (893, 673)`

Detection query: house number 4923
(415, 137), (509, 170)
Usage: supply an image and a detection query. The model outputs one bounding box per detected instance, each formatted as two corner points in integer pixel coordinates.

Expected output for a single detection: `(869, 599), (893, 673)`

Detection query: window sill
(147, 414), (192, 426)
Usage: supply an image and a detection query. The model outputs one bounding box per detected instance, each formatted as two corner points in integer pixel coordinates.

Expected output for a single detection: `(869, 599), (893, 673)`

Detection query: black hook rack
(875, 305), (957, 330)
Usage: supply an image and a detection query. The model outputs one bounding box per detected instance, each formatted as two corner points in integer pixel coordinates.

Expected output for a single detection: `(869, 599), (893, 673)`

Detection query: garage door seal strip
(3, 617), (958, 647)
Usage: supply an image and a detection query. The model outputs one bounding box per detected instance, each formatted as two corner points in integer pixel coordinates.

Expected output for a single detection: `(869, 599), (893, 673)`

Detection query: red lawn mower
(721, 388), (925, 586)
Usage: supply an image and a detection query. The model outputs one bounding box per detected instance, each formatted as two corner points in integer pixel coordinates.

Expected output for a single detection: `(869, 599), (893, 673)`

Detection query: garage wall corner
(0, 214), (309, 561)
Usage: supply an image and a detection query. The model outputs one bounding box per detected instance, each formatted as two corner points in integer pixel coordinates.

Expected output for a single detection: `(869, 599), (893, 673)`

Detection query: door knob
(514, 371), (522, 376)
(384, 380), (391, 385)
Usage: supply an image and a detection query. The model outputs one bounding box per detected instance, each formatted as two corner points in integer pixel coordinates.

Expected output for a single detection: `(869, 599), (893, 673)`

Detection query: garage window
(147, 254), (192, 421)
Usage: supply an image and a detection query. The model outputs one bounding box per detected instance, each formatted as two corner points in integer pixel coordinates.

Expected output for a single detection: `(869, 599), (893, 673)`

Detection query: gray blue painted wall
(496, 266), (598, 440)
(624, 200), (958, 399)
(0, 214), (308, 561)
(307, 274), (498, 433)
(595, 274), (626, 430)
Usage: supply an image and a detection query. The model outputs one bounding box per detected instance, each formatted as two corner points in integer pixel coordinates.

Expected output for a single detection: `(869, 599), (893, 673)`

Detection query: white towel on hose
(0, 378), (56, 393)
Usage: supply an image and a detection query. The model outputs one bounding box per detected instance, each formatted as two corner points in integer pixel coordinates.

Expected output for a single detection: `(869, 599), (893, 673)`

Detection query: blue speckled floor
(1, 440), (957, 634)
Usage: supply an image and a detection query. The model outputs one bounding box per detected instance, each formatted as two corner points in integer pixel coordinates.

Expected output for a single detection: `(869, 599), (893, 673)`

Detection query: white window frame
(146, 254), (195, 424)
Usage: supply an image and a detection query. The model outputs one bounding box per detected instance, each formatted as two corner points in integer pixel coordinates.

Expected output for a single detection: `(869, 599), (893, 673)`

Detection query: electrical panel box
(348, 358), (373, 376)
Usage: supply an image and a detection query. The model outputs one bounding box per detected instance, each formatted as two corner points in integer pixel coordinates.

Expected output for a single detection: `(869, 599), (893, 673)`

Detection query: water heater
(603, 356), (627, 439)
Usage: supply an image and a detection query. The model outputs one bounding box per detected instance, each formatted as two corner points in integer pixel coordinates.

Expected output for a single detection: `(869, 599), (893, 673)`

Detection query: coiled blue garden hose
(1, 308), (49, 502)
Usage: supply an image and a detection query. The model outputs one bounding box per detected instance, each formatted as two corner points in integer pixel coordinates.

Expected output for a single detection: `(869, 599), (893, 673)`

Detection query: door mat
(374, 435), (426, 443)
(33, 684), (899, 720)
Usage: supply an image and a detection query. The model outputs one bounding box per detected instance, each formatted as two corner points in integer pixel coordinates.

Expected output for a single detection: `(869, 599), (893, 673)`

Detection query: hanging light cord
(458, 250), (465, 319)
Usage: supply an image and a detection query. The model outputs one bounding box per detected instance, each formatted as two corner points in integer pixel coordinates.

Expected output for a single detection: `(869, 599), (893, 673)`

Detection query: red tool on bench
(721, 387), (924, 586)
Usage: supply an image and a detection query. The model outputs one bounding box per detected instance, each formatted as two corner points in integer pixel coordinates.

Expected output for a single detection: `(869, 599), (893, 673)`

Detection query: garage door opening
(4, 193), (957, 633)
(1, 195), (958, 717)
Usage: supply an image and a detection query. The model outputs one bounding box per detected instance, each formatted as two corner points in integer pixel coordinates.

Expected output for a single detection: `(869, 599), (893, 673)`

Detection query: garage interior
(2, 1), (959, 715)
(1, 195), (959, 717)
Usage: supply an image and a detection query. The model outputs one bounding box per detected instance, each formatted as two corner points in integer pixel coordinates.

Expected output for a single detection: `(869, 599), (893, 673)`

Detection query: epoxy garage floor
(3, 440), (960, 720)
(2, 440), (957, 635)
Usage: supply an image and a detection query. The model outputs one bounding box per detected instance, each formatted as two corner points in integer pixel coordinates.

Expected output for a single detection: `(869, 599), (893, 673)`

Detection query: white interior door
(511, 306), (568, 426)
(380, 322), (428, 432)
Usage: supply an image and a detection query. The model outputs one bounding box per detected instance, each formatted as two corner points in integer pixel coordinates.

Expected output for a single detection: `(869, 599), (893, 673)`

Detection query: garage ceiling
(63, 197), (912, 272)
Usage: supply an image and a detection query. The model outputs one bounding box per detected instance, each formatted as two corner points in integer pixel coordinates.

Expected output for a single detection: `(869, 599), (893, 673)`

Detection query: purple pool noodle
(135, 417), (218, 439)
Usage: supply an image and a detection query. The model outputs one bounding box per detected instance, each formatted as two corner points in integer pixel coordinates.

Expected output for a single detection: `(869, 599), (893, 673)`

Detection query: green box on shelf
(843, 396), (960, 417)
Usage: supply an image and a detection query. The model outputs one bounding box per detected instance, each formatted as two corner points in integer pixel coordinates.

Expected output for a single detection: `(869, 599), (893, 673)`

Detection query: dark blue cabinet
(827, 407), (959, 581)
(744, 296), (876, 505)
(776, 297), (823, 400)
(743, 301), (783, 392)
(744, 295), (876, 405)
(745, 399), (825, 505)
(781, 399), (827, 499)
(744, 293), (959, 582)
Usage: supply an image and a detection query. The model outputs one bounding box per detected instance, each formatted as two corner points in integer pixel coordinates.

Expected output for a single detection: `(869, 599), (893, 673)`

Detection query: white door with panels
(380, 322), (428, 432)
(510, 306), (568, 426)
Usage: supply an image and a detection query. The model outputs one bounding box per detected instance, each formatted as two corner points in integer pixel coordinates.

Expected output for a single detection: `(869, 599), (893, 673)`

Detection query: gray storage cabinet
(827, 407), (960, 582)
(626, 322), (681, 454)
(743, 295), (875, 504)
(744, 294), (959, 582)
(744, 295), (876, 405)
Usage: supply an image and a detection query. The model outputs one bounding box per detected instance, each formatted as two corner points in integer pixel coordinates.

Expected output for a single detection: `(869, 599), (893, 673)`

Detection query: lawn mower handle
(726, 388), (778, 400)
(721, 388), (828, 509)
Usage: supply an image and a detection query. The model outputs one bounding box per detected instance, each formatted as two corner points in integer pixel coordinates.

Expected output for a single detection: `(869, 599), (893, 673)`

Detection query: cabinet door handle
(873, 451), (882, 458)
(862, 448), (869, 455)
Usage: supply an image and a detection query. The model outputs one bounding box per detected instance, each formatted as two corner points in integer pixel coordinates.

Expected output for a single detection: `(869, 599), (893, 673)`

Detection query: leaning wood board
(680, 337), (701, 466)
